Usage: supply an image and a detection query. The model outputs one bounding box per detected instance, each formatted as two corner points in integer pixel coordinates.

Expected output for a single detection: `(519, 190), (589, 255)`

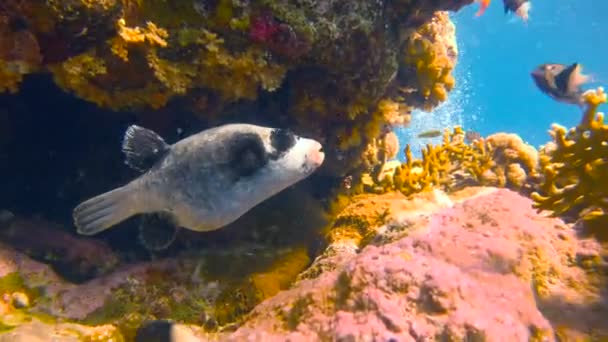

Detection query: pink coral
(249, 12), (309, 60)
(249, 13), (281, 43)
(216, 188), (607, 341)
(1, 189), (606, 340)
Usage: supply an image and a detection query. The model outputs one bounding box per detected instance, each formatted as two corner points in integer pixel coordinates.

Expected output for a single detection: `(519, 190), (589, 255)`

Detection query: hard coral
(481, 132), (539, 190)
(297, 10), (457, 179)
(221, 189), (607, 341)
(49, 51), (175, 110)
(532, 87), (608, 229)
(399, 11), (457, 111)
(354, 127), (538, 198)
(381, 127), (480, 196)
(50, 24), (287, 110)
(3, 0), (469, 186)
(110, 18), (168, 62)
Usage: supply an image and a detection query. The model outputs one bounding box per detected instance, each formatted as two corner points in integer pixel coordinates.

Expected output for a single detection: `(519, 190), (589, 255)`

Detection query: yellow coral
(146, 50), (195, 94)
(324, 192), (398, 246)
(50, 51), (173, 110)
(374, 98), (412, 126)
(50, 25), (286, 110)
(532, 87), (608, 226)
(400, 11), (457, 111)
(110, 18), (169, 62)
(249, 247), (310, 300)
(387, 128), (465, 196)
(0, 61), (23, 93)
(80, 0), (118, 10)
(194, 29), (287, 100)
(354, 126), (537, 198)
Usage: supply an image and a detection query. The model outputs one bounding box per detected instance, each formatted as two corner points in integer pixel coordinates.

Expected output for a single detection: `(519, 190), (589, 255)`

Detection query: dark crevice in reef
(0, 74), (331, 282)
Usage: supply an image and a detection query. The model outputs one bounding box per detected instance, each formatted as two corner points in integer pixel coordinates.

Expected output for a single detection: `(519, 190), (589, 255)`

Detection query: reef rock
(0, 319), (122, 342)
(218, 188), (607, 341)
(0, 187), (606, 341)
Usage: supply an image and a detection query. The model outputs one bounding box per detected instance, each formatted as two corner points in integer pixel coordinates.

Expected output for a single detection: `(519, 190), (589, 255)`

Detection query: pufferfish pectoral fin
(137, 212), (179, 251)
(122, 125), (171, 172)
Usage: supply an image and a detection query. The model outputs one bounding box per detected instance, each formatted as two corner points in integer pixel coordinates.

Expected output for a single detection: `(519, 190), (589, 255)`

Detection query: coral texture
(216, 188), (607, 341)
(0, 1), (470, 180)
(352, 126), (539, 199)
(532, 87), (608, 230)
(1, 188), (606, 341)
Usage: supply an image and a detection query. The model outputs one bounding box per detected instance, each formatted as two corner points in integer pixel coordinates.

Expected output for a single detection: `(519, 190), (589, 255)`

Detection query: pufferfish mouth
(310, 144), (325, 167)
(300, 143), (325, 174)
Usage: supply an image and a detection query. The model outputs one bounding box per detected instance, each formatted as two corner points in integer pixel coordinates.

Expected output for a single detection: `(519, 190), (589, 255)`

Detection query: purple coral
(249, 12), (310, 60)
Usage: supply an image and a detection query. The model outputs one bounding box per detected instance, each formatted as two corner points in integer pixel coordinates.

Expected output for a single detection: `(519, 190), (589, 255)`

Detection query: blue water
(397, 0), (608, 160)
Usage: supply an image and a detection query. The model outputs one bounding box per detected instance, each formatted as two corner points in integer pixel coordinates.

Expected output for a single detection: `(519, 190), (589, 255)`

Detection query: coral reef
(10, 1), (607, 341)
(532, 87), (608, 231)
(0, 0), (471, 182)
(215, 189), (608, 340)
(2, 188), (607, 340)
(352, 126), (539, 199)
(0, 213), (119, 282)
(1, 181), (607, 340)
(481, 132), (539, 190)
(0, 238), (314, 339)
(0, 9), (43, 93)
(398, 11), (457, 111)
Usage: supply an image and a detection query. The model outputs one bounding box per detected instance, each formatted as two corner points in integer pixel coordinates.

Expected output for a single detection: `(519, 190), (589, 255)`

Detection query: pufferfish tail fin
(73, 186), (140, 236)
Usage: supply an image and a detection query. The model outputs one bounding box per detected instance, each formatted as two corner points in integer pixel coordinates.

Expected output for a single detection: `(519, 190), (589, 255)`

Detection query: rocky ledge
(1, 187), (607, 341)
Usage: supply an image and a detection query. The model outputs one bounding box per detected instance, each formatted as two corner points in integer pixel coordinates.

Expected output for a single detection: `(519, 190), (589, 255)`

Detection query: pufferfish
(73, 123), (325, 250)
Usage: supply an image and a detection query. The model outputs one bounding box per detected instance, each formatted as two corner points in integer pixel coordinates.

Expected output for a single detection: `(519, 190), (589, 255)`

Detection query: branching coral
(532, 87), (608, 226)
(352, 126), (539, 198)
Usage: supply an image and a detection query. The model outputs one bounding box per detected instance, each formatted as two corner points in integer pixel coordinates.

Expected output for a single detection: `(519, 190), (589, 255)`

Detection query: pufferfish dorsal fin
(122, 125), (170, 172)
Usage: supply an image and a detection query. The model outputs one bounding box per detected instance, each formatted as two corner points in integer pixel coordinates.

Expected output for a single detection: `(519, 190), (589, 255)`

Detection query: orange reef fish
(531, 63), (592, 106)
(475, 0), (492, 17)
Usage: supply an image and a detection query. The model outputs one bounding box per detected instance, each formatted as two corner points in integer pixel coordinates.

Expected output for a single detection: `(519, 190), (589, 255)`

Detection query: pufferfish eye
(270, 128), (297, 153)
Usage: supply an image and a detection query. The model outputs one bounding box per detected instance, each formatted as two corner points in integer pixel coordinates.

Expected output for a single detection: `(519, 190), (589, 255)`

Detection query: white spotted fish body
(73, 123), (325, 236)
